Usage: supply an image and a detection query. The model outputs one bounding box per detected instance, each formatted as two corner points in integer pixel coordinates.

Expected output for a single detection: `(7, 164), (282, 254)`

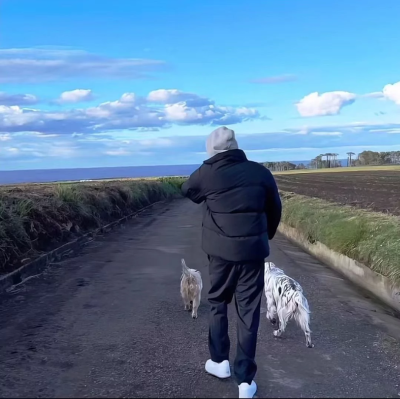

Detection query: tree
(261, 161), (297, 171)
(379, 151), (391, 164)
(309, 149), (400, 169)
(358, 151), (380, 166)
(316, 154), (324, 169)
(332, 153), (340, 167)
(326, 153), (333, 168)
(347, 152), (355, 167)
(322, 153), (329, 168)
(296, 163), (307, 170)
(391, 151), (400, 164)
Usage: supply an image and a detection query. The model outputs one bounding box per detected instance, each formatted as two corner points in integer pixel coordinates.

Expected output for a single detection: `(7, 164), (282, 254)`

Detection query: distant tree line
(261, 161), (295, 171)
(354, 150), (400, 166)
(310, 153), (343, 169)
(261, 161), (306, 171)
(261, 150), (400, 171)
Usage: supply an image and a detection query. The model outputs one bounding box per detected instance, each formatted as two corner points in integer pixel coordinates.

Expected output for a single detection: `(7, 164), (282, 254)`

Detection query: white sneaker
(239, 381), (257, 398)
(205, 359), (231, 379)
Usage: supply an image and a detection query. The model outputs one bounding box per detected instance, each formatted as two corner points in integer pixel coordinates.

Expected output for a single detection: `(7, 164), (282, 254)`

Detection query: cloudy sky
(1, 0), (400, 170)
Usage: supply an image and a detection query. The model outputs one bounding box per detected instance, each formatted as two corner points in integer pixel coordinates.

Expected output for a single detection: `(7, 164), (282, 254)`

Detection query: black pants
(208, 256), (265, 385)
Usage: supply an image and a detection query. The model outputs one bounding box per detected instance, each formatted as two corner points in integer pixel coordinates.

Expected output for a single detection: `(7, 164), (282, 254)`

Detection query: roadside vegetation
(0, 177), (185, 274)
(280, 191), (400, 285)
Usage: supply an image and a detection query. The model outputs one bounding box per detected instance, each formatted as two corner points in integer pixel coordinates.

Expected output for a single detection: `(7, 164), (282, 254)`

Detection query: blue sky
(1, 0), (400, 170)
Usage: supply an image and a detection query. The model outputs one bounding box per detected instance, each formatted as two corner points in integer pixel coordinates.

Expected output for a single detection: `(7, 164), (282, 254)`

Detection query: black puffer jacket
(181, 149), (282, 262)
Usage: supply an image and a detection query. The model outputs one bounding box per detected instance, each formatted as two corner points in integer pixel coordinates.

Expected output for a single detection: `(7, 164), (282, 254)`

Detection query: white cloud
(105, 148), (131, 156)
(164, 103), (200, 122)
(296, 91), (356, 117)
(363, 91), (385, 99)
(163, 102), (258, 125)
(0, 105), (24, 117)
(6, 147), (19, 154)
(85, 92), (139, 119)
(0, 92), (39, 106)
(48, 145), (79, 157)
(311, 131), (343, 136)
(382, 81), (400, 105)
(0, 89), (260, 134)
(0, 47), (167, 83)
(0, 133), (11, 141)
(370, 128), (400, 134)
(58, 89), (94, 104)
(148, 89), (188, 103)
(4, 120), (400, 167)
(138, 138), (174, 147)
(0, 137), (81, 160)
(363, 82), (400, 104)
(148, 89), (212, 107)
(30, 132), (60, 138)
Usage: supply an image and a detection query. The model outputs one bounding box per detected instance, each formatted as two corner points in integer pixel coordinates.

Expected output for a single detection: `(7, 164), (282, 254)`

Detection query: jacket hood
(204, 149), (247, 165)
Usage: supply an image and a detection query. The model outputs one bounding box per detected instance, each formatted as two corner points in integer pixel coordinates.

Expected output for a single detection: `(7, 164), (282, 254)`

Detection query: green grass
(280, 191), (400, 285)
(273, 165), (400, 175)
(0, 177), (185, 274)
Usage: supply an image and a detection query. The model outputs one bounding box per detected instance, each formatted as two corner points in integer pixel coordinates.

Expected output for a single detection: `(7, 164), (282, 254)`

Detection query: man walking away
(181, 126), (282, 398)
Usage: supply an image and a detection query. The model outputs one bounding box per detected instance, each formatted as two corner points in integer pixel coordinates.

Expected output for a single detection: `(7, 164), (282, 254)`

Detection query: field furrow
(274, 170), (400, 216)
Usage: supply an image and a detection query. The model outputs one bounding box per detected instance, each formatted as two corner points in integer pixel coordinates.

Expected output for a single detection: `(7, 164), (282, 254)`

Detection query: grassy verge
(0, 177), (185, 274)
(280, 191), (400, 285)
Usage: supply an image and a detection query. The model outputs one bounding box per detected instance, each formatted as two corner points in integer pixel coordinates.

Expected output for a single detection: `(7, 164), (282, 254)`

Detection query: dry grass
(0, 177), (184, 274)
(273, 165), (400, 175)
(281, 191), (400, 285)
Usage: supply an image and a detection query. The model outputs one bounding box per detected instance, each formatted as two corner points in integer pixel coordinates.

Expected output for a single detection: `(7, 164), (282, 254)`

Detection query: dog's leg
(305, 331), (313, 348)
(181, 290), (191, 311)
(192, 294), (200, 319)
(294, 306), (314, 348)
(273, 308), (289, 339)
(266, 291), (278, 326)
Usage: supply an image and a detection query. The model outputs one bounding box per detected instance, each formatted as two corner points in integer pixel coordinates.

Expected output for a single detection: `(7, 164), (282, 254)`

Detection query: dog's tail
(294, 291), (311, 332)
(181, 258), (191, 277)
(264, 261), (275, 271)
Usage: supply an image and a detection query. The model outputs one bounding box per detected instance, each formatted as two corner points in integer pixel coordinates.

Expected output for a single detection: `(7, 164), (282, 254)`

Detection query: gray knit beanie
(206, 126), (239, 157)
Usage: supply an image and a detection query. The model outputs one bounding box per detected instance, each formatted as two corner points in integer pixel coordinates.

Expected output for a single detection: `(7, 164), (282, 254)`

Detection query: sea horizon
(0, 159), (347, 185)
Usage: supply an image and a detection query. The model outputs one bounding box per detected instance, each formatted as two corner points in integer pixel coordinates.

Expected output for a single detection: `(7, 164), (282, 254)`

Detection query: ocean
(0, 159), (347, 185)
(0, 165), (201, 185)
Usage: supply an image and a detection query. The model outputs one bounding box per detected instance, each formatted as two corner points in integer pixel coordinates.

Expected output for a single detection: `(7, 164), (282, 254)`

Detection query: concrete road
(0, 199), (400, 398)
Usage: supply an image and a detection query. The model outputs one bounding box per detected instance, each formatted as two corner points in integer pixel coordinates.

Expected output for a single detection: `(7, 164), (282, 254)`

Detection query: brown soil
(275, 170), (400, 216)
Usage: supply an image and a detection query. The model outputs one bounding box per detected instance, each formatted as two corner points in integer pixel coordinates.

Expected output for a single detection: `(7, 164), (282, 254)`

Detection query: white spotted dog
(264, 261), (314, 348)
(180, 258), (203, 319)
